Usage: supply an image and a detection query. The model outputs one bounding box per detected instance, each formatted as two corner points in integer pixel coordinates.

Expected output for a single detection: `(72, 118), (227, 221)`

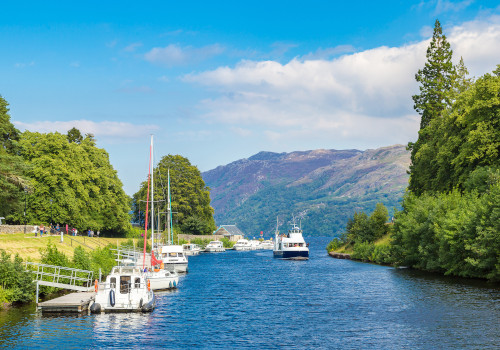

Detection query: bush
(371, 244), (392, 264)
(326, 238), (342, 252)
(351, 242), (375, 261)
(0, 250), (35, 304)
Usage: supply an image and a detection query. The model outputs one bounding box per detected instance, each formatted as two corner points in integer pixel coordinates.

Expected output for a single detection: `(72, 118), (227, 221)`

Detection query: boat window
(134, 277), (141, 289)
(299, 243), (303, 247)
(120, 276), (131, 294)
(169, 252), (176, 257)
(178, 253), (184, 257)
(110, 277), (116, 289)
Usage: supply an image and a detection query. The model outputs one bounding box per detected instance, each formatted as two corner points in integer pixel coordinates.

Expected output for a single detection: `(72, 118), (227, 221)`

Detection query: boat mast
(142, 135), (153, 269)
(151, 135), (155, 251)
(168, 169), (173, 245)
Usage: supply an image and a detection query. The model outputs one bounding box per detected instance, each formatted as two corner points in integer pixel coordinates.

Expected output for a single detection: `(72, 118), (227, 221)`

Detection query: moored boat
(233, 239), (252, 251)
(90, 266), (155, 313)
(160, 245), (189, 273)
(204, 240), (225, 252)
(182, 243), (201, 256)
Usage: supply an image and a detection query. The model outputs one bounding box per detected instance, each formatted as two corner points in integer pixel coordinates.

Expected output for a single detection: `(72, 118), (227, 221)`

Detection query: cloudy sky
(2, 0), (500, 195)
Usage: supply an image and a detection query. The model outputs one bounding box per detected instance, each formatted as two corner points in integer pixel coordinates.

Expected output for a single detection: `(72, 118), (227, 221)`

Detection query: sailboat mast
(167, 169), (171, 245)
(151, 135), (155, 251)
(142, 135), (153, 269)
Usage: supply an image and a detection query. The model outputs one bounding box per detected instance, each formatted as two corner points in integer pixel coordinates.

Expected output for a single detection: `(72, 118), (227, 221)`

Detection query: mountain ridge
(202, 145), (410, 237)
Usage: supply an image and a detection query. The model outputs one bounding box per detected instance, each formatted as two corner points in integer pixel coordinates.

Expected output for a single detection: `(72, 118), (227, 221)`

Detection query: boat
(233, 239), (252, 251)
(90, 265), (155, 313)
(160, 244), (189, 273)
(260, 239), (274, 250)
(204, 240), (226, 252)
(249, 239), (261, 250)
(146, 268), (179, 290)
(273, 219), (309, 260)
(182, 243), (201, 256)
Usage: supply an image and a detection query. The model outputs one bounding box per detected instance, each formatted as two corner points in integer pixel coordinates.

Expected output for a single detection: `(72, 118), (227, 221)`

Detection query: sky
(2, 0), (500, 196)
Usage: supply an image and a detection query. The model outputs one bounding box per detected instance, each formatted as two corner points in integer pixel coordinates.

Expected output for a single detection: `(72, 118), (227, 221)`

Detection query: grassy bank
(328, 233), (393, 265)
(0, 233), (133, 262)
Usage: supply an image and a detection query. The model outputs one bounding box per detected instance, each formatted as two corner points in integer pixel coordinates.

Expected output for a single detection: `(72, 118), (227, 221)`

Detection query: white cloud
(123, 42), (143, 52)
(13, 120), (159, 139)
(144, 44), (224, 66)
(183, 16), (500, 149)
(434, 0), (473, 14)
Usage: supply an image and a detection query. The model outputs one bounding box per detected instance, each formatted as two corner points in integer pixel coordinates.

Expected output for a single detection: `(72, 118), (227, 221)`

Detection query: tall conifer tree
(412, 19), (455, 130)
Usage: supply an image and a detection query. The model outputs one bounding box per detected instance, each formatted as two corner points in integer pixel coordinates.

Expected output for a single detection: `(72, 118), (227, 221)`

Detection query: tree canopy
(11, 130), (131, 233)
(133, 154), (216, 235)
(0, 95), (28, 218)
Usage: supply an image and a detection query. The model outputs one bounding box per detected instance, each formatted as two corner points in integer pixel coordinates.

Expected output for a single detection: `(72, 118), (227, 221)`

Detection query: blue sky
(2, 0), (500, 195)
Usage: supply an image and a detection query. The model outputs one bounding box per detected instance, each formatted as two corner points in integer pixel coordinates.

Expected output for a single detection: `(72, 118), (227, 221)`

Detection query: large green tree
(133, 154), (216, 235)
(0, 95), (29, 220)
(14, 130), (131, 233)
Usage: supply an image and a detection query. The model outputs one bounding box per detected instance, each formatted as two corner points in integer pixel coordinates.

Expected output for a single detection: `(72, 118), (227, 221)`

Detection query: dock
(38, 291), (95, 313)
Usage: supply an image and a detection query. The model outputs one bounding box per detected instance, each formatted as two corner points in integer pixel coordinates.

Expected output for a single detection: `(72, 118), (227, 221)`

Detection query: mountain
(202, 145), (410, 237)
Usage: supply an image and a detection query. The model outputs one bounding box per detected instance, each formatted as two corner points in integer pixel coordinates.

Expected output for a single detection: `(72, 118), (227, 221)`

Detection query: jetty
(25, 262), (96, 313)
(38, 292), (95, 313)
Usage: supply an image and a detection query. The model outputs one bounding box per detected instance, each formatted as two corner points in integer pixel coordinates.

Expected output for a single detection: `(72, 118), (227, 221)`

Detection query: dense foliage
(393, 20), (500, 280)
(133, 154), (216, 235)
(0, 250), (35, 305)
(0, 96), (28, 218)
(327, 203), (393, 264)
(10, 131), (131, 233)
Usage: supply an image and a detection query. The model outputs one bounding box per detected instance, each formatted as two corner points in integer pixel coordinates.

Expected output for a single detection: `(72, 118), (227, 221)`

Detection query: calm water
(1, 237), (499, 349)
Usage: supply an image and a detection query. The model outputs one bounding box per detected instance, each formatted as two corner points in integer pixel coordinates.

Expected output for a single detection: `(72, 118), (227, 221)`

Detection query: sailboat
(145, 135), (180, 289)
(158, 169), (189, 274)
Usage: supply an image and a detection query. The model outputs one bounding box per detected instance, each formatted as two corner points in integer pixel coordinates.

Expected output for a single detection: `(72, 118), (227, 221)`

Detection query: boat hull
(273, 250), (309, 260)
(164, 262), (188, 274)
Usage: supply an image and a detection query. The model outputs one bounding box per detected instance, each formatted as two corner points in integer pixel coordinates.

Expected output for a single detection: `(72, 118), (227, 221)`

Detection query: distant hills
(202, 145), (410, 237)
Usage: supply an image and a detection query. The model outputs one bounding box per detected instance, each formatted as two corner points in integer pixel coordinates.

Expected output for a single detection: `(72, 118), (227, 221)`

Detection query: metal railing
(25, 262), (94, 292)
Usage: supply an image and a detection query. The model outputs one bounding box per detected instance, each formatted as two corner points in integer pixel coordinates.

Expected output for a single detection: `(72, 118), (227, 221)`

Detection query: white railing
(25, 262), (94, 292)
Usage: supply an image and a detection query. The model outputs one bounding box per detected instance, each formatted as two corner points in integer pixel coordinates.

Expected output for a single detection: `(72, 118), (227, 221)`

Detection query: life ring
(154, 268), (160, 272)
(94, 279), (98, 292)
(147, 279), (151, 291)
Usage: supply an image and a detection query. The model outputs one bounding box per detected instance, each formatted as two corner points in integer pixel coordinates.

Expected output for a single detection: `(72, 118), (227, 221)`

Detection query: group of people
(33, 224), (101, 238)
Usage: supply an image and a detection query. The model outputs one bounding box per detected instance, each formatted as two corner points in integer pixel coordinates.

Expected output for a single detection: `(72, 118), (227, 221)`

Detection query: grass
(331, 233), (392, 254)
(0, 232), (132, 262)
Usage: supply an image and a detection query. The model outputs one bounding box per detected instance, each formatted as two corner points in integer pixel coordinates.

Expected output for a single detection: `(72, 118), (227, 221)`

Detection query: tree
(0, 95), (29, 220)
(15, 131), (131, 233)
(133, 154), (216, 235)
(412, 19), (455, 130)
(67, 127), (83, 144)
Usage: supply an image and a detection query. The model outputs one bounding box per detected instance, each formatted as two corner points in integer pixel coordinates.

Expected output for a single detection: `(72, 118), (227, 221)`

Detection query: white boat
(273, 221), (309, 260)
(233, 239), (252, 251)
(90, 266), (154, 313)
(249, 239), (261, 250)
(146, 268), (179, 290)
(260, 239), (274, 250)
(204, 240), (226, 252)
(182, 243), (201, 256)
(160, 245), (189, 273)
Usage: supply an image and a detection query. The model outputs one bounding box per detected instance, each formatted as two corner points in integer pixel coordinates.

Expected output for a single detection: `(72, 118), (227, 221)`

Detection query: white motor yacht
(260, 239), (274, 250)
(273, 223), (309, 260)
(204, 240), (226, 252)
(146, 268), (179, 290)
(182, 243), (201, 256)
(160, 245), (189, 273)
(249, 240), (261, 250)
(233, 239), (252, 251)
(90, 266), (155, 313)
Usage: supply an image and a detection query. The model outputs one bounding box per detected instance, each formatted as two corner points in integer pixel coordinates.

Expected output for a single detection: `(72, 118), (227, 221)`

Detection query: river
(1, 237), (499, 349)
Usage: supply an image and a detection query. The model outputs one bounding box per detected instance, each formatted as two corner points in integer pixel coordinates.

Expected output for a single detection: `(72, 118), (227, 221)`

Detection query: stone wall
(0, 225), (36, 234)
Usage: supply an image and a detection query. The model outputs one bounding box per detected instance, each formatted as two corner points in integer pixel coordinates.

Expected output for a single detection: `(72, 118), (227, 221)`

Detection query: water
(1, 237), (499, 349)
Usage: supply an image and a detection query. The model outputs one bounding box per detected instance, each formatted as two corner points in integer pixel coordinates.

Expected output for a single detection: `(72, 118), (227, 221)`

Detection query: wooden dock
(39, 291), (95, 313)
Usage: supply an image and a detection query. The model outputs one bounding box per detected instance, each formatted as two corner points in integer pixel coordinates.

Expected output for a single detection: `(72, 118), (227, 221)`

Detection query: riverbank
(0, 232), (131, 261)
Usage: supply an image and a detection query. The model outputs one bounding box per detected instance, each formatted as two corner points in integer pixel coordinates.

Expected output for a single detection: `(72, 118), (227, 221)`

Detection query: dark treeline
(0, 97), (131, 234)
(329, 20), (500, 281)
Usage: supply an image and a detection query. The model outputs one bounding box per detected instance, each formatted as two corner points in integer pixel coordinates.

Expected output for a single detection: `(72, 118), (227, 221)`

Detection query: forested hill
(203, 145), (410, 237)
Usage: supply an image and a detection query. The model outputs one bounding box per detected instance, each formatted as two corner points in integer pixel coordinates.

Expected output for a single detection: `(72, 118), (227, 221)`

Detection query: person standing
(97, 230), (100, 238)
